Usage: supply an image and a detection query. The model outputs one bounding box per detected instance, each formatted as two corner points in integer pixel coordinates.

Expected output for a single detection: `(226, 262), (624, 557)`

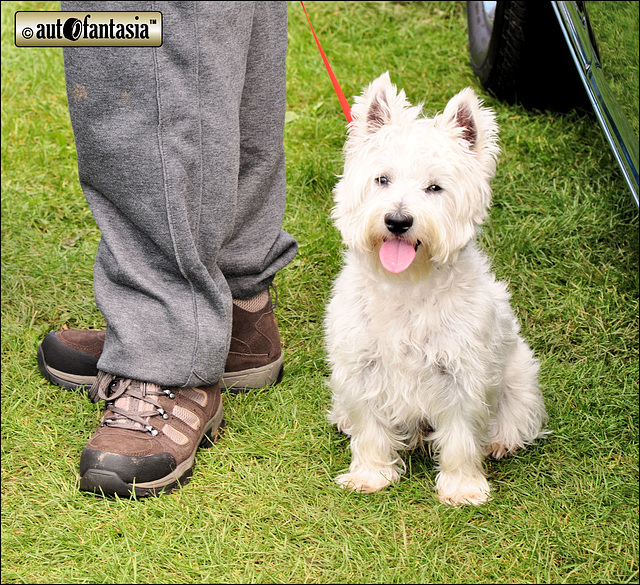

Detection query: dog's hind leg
(488, 337), (548, 459)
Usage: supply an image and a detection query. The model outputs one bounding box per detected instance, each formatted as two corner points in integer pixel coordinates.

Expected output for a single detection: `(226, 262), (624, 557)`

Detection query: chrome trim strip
(552, 1), (639, 206)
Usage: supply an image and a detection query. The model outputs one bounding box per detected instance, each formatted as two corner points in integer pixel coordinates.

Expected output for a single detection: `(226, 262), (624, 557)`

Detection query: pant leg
(62, 1), (291, 387)
(217, 2), (298, 300)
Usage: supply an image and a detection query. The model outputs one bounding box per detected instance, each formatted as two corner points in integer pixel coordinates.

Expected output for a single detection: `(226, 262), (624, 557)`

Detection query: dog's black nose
(384, 213), (413, 235)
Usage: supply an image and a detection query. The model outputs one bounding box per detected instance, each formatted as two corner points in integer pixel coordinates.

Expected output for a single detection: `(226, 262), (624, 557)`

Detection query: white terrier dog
(325, 73), (548, 506)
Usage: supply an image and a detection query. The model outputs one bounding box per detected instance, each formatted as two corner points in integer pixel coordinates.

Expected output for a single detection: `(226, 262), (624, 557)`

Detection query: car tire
(466, 1), (590, 111)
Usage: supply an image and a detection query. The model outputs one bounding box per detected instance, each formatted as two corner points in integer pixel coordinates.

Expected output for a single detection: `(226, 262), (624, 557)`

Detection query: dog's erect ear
(366, 89), (392, 133)
(439, 88), (499, 157)
(349, 72), (413, 136)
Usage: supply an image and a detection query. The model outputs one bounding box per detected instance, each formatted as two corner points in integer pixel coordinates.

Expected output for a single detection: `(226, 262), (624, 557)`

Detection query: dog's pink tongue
(379, 238), (416, 273)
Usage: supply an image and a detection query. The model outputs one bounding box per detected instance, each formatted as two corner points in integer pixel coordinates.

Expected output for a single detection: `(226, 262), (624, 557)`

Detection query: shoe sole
(78, 401), (224, 498)
(38, 343), (284, 392)
(221, 355), (284, 393)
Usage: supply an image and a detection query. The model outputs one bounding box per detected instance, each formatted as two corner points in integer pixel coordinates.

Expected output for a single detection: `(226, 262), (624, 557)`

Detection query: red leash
(300, 1), (353, 124)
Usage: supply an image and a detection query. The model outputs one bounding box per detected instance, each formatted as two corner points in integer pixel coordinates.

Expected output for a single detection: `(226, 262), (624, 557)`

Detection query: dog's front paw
(335, 469), (398, 494)
(435, 472), (491, 506)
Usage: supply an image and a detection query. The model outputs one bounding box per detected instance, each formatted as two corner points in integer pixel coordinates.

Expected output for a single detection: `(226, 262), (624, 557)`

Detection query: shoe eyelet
(163, 389), (175, 399)
(157, 408), (169, 419)
(145, 425), (158, 436)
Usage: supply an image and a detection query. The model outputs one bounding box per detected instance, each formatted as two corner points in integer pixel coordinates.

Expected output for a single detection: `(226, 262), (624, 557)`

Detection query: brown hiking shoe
(79, 372), (223, 497)
(224, 288), (284, 392)
(37, 288), (285, 392)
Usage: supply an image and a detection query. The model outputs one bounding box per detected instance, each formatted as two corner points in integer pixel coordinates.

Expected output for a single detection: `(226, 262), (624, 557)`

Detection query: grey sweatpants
(62, 2), (297, 387)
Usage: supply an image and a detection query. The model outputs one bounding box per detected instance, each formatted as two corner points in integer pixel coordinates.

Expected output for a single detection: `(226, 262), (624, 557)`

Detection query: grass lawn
(2, 1), (638, 583)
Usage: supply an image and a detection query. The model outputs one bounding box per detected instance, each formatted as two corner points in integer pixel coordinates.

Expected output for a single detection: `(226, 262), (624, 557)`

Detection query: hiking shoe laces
(89, 373), (175, 435)
(79, 371), (223, 497)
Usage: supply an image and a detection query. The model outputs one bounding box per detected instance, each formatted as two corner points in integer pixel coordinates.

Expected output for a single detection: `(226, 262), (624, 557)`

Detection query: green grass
(2, 1), (638, 583)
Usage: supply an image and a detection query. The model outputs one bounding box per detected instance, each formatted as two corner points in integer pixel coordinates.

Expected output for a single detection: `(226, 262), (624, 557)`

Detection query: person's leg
(63, 1), (280, 388)
(218, 1), (297, 391)
(217, 1), (297, 301)
(59, 1), (291, 495)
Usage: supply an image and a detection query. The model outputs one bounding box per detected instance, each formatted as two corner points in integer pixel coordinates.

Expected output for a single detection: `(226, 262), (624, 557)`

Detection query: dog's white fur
(325, 73), (548, 505)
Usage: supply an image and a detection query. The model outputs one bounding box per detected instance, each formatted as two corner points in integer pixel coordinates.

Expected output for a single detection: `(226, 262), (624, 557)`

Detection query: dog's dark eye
(425, 184), (442, 193)
(375, 176), (390, 186)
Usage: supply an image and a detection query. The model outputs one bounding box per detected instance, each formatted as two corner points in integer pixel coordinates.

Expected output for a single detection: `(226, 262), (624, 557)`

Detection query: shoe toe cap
(79, 447), (177, 486)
